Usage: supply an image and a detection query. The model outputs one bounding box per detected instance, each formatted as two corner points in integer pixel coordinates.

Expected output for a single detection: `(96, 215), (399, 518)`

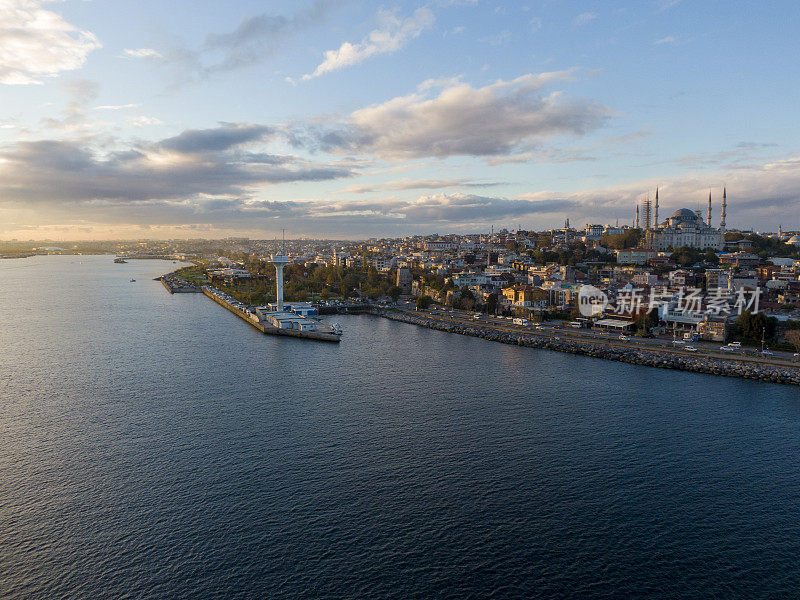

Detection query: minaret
(654, 187), (659, 228)
(635, 204), (640, 229)
(720, 187), (727, 232)
(707, 191), (712, 227)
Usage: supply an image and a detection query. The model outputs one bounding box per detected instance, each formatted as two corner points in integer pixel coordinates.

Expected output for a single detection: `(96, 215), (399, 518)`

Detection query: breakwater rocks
(365, 308), (800, 386)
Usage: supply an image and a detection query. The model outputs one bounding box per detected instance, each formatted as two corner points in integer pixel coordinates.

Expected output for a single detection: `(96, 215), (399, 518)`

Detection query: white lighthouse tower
(271, 251), (290, 311)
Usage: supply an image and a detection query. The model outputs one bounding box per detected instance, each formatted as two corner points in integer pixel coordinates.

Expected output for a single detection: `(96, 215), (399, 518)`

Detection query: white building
(616, 248), (658, 265)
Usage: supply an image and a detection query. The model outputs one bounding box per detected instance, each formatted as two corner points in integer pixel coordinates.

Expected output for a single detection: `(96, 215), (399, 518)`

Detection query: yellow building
(502, 285), (542, 307)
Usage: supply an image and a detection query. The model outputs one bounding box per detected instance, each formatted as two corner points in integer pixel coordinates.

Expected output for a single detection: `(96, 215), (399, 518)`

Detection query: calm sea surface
(1, 255), (799, 599)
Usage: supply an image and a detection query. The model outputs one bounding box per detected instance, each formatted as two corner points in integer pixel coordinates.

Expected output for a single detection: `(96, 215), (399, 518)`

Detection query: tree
(670, 246), (702, 267)
(785, 329), (800, 353)
(732, 310), (777, 344)
(388, 286), (402, 302)
(601, 229), (641, 249)
(634, 310), (658, 335)
(416, 295), (433, 310)
(486, 292), (499, 314)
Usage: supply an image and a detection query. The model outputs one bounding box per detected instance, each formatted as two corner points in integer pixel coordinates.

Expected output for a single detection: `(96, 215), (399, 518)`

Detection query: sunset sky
(1, 0), (798, 239)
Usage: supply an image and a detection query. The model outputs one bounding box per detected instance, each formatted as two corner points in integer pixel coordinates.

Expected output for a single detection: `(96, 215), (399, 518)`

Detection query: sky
(1, 0), (799, 240)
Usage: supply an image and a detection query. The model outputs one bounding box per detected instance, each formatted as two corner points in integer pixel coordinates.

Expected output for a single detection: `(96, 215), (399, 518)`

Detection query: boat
(130, 278), (136, 282)
(114, 257), (127, 264)
(330, 322), (343, 336)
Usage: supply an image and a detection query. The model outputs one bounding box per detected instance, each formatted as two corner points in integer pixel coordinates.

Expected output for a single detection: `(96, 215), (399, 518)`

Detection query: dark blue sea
(1, 255), (799, 599)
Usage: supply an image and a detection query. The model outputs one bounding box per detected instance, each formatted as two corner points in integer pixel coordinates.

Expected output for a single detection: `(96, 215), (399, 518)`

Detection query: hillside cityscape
(6, 192), (800, 352)
(4, 0), (800, 598)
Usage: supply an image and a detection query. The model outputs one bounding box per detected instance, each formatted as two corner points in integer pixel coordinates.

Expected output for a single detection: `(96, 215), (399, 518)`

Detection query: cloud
(203, 1), (335, 74)
(654, 36), (677, 45)
(94, 103), (140, 111)
(39, 78), (100, 131)
(3, 148), (800, 236)
(645, 141), (779, 169)
(479, 29), (511, 46)
(144, 0), (338, 86)
(122, 48), (163, 59)
(157, 123), (276, 154)
(658, 0), (684, 11)
(400, 192), (572, 223)
(303, 7), (434, 80)
(335, 178), (504, 194)
(126, 116), (163, 128)
(573, 12), (597, 26)
(304, 71), (612, 159)
(0, 0), (101, 85)
(0, 123), (354, 209)
(513, 157), (800, 228)
(486, 147), (597, 165)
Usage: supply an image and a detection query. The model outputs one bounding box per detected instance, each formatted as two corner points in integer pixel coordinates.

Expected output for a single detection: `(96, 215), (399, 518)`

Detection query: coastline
(363, 308), (800, 386)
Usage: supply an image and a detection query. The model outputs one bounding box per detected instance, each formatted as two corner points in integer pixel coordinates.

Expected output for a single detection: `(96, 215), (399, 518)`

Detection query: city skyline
(1, 0), (799, 239)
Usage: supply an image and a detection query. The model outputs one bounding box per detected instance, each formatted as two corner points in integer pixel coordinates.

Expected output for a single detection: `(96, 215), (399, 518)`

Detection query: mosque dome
(671, 208), (699, 220)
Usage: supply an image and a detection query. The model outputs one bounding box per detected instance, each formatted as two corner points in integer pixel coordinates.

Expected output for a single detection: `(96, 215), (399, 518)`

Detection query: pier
(160, 275), (202, 294)
(201, 286), (341, 342)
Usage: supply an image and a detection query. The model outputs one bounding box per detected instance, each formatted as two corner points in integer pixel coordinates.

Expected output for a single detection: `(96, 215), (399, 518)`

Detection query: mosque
(637, 187), (727, 251)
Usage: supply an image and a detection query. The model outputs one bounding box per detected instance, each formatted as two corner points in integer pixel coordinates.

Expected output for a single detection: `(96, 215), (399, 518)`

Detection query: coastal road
(398, 306), (800, 369)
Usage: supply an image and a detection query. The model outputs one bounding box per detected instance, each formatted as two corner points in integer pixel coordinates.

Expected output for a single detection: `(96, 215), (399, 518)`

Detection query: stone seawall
(363, 308), (800, 386)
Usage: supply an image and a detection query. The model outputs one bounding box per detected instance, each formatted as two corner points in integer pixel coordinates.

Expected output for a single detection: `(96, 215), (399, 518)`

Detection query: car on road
(672, 340), (686, 345)
(685, 346), (699, 352)
(619, 335), (630, 341)
(761, 349), (775, 356)
(720, 345), (736, 352)
(729, 341), (742, 348)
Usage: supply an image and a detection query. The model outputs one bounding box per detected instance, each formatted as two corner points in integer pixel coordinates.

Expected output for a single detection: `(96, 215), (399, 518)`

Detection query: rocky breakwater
(366, 308), (800, 386)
